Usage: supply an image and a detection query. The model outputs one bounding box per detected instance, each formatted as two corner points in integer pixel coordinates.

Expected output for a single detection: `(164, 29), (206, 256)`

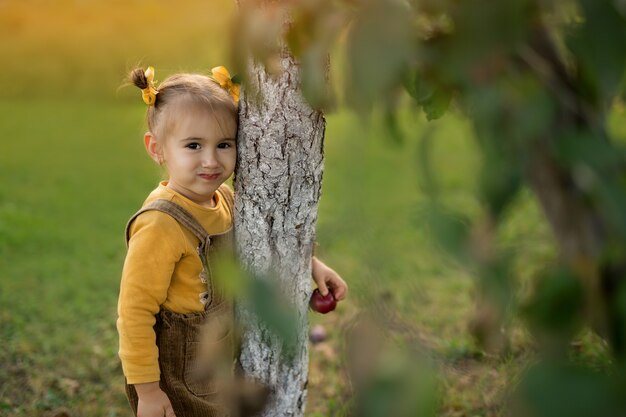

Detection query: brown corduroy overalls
(123, 186), (235, 417)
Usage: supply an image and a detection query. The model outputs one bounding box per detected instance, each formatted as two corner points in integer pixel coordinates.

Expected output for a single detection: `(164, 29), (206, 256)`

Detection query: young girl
(117, 66), (348, 417)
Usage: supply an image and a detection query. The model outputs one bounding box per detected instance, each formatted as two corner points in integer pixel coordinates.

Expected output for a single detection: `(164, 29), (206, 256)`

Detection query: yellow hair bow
(142, 66), (158, 106)
(210, 66), (240, 104)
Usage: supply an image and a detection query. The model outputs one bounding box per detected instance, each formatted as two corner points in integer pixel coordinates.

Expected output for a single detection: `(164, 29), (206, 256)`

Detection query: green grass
(1, 2), (624, 413)
(1, 97), (621, 416)
(0, 98), (475, 416)
(0, 99), (154, 416)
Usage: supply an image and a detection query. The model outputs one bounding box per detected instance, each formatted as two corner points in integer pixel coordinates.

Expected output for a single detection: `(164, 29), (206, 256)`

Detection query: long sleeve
(116, 211), (186, 384)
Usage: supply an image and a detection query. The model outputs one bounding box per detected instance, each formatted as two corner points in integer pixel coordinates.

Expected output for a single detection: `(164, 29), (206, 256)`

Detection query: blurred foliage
(214, 256), (300, 358)
(510, 360), (623, 417)
(234, 0), (626, 415)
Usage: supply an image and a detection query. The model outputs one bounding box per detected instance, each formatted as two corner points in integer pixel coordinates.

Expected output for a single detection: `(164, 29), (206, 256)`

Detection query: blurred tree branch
(233, 0), (626, 414)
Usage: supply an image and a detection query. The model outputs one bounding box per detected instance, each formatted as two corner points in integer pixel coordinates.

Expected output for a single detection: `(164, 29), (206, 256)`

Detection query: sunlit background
(0, 0), (236, 98)
(2, 1), (625, 416)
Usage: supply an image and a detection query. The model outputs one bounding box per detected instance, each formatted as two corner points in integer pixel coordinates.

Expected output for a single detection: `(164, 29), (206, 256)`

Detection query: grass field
(0, 96), (467, 416)
(2, 95), (616, 416)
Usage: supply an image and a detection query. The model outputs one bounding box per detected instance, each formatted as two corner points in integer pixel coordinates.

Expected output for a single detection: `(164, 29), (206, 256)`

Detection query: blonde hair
(130, 68), (238, 138)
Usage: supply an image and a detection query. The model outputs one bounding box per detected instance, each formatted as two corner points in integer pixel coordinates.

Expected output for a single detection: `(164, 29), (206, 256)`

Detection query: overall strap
(125, 199), (209, 247)
(218, 184), (235, 219)
(125, 192), (232, 310)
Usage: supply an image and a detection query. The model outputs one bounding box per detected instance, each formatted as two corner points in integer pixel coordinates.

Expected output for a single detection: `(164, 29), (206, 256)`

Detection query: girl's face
(152, 102), (237, 207)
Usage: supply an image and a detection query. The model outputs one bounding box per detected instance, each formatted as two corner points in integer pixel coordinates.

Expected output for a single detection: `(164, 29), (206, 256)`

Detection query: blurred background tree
(232, 0), (626, 416)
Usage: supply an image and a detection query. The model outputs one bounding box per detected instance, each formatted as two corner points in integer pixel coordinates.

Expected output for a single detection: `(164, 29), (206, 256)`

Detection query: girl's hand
(135, 381), (176, 417)
(311, 256), (348, 301)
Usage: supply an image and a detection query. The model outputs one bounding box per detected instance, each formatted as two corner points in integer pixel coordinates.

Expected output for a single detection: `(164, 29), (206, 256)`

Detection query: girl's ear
(144, 132), (164, 165)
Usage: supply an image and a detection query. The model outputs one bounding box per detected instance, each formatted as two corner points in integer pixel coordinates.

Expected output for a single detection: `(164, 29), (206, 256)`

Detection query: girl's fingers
(317, 280), (329, 296)
(332, 285), (346, 301)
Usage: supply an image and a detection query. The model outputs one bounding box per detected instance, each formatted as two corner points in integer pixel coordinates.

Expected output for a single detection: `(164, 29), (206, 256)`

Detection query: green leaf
(244, 275), (300, 360)
(478, 146), (522, 220)
(300, 46), (332, 110)
(403, 70), (452, 120)
(553, 129), (626, 237)
(354, 350), (439, 417)
(403, 70), (434, 103)
(346, 0), (413, 109)
(566, 0), (626, 105)
(522, 266), (584, 343)
(422, 88), (451, 121)
(430, 0), (529, 87)
(513, 361), (621, 417)
(553, 129), (623, 175)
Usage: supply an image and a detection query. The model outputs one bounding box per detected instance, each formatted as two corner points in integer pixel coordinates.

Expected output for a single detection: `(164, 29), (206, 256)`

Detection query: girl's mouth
(198, 173), (220, 180)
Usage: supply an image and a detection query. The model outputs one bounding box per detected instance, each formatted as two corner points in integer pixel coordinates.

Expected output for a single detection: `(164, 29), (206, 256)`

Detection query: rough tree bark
(233, 49), (326, 416)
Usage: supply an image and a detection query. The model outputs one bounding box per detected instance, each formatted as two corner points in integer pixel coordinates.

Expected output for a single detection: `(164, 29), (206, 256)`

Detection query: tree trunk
(233, 50), (326, 416)
(522, 21), (626, 350)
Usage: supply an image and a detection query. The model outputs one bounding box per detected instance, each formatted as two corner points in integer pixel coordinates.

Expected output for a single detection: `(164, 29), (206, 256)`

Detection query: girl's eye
(186, 143), (201, 150)
(217, 142), (232, 149)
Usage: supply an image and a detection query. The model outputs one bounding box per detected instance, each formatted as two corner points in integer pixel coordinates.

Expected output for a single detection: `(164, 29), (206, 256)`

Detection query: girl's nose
(201, 151), (219, 168)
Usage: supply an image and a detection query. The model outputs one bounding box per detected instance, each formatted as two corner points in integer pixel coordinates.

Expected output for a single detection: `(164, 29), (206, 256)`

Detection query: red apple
(309, 289), (336, 314)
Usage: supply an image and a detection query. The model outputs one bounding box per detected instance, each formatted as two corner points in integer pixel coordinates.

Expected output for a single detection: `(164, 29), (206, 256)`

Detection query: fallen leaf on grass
(45, 408), (71, 417)
(313, 342), (337, 361)
(58, 378), (80, 397)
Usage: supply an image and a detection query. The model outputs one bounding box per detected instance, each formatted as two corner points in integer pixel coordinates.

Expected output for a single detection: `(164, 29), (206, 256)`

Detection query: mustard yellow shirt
(117, 181), (233, 384)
